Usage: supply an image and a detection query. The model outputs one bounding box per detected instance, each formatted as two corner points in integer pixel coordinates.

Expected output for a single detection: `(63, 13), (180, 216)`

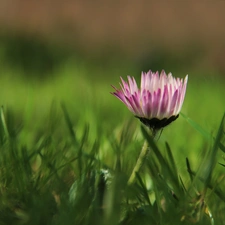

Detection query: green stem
(127, 140), (149, 185)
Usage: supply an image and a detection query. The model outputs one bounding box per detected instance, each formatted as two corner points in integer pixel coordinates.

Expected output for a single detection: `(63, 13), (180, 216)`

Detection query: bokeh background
(0, 1), (224, 136)
(1, 1), (225, 75)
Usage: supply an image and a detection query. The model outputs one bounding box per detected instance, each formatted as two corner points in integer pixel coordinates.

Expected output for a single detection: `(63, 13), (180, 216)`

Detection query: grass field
(0, 59), (224, 225)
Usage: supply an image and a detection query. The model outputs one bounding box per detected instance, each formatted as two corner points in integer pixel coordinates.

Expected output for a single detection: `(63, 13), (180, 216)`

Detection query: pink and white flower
(112, 70), (188, 132)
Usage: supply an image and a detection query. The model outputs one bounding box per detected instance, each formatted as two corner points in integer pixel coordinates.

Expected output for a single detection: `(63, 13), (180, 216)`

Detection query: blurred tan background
(0, 1), (225, 76)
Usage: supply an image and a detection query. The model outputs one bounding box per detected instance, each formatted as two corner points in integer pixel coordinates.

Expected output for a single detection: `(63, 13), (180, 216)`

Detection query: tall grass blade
(135, 172), (151, 206)
(203, 113), (224, 188)
(180, 112), (212, 140)
(165, 142), (181, 189)
(141, 126), (181, 194)
(0, 106), (9, 138)
(186, 157), (194, 182)
(61, 102), (78, 146)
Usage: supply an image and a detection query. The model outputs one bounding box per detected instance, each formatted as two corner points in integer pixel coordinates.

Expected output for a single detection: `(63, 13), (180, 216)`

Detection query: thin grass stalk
(127, 140), (149, 185)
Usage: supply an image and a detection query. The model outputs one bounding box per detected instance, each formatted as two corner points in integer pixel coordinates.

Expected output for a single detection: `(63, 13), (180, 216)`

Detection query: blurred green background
(0, 1), (224, 159)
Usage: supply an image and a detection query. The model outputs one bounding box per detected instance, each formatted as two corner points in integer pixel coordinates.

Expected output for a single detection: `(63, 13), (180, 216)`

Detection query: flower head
(111, 70), (188, 133)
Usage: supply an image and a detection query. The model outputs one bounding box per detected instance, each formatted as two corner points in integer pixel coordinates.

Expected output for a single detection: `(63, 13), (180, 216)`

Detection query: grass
(0, 60), (224, 225)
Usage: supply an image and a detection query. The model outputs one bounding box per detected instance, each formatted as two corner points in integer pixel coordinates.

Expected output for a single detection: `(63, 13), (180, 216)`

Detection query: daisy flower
(112, 70), (188, 134)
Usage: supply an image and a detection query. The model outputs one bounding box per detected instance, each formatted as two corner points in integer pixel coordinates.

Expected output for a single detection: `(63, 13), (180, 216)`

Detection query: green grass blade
(0, 106), (9, 138)
(204, 113), (224, 186)
(141, 126), (182, 196)
(219, 142), (225, 153)
(180, 112), (212, 140)
(186, 157), (194, 182)
(61, 102), (78, 146)
(135, 172), (151, 206)
(165, 142), (180, 184)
